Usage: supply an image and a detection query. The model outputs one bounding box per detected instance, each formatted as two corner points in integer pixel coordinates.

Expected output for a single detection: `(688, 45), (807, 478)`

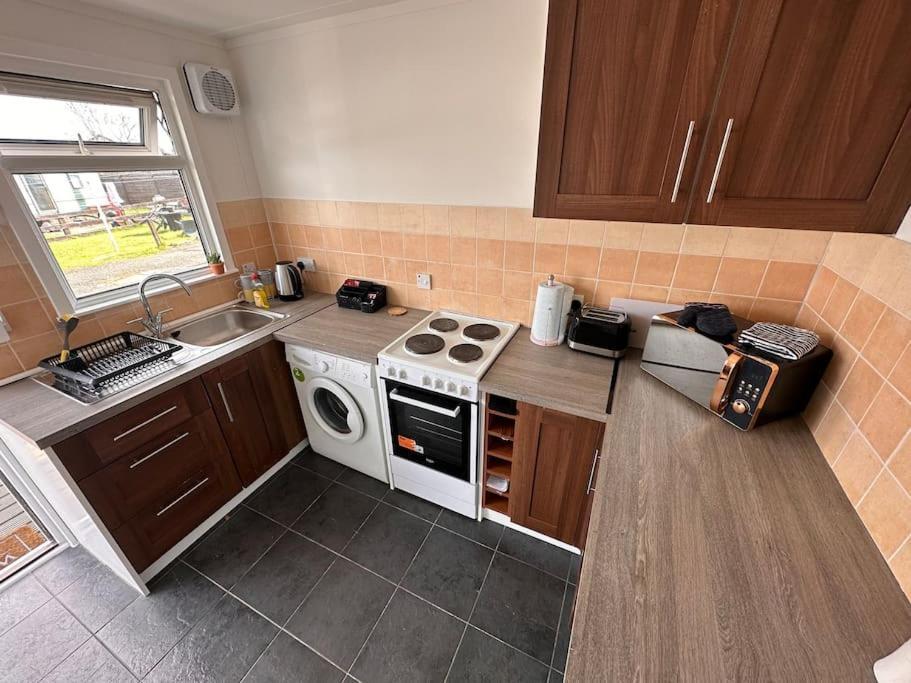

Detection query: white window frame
(0, 55), (234, 316)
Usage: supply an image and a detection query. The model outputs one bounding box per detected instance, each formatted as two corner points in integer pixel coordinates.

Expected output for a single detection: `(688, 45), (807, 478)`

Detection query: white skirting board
(482, 507), (581, 555)
(139, 438), (308, 582)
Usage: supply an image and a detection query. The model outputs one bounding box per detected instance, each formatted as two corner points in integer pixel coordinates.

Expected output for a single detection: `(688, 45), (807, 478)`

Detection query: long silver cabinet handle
(706, 117), (734, 203)
(156, 477), (209, 517)
(586, 449), (600, 495)
(216, 382), (234, 423)
(670, 120), (695, 203)
(113, 405), (178, 442)
(129, 432), (190, 470)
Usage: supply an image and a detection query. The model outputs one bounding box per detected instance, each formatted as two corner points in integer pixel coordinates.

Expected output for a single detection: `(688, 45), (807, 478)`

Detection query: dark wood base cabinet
(54, 340), (306, 573)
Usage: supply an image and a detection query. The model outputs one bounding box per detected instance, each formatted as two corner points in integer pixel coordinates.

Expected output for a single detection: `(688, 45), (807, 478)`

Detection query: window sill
(73, 267), (239, 317)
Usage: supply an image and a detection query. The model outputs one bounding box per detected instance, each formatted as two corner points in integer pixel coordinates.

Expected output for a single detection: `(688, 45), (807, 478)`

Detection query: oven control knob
(459, 385), (470, 396)
(387, 366), (396, 378)
(434, 378), (444, 389)
(446, 381), (456, 393)
(398, 369), (408, 380)
(422, 375), (431, 386)
(732, 399), (749, 414)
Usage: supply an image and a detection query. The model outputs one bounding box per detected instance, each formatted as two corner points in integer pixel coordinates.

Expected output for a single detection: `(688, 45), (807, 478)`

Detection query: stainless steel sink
(170, 305), (287, 347)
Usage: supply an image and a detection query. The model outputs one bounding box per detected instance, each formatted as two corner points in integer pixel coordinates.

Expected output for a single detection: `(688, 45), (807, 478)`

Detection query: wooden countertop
(567, 350), (911, 681)
(274, 304), (430, 364)
(0, 294), (336, 449)
(479, 330), (616, 422)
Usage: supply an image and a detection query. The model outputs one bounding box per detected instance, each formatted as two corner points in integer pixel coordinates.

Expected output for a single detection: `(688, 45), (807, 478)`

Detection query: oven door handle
(389, 388), (461, 418)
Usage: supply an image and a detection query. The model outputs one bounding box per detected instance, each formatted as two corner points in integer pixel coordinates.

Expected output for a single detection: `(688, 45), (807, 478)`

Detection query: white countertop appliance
(286, 344), (390, 483)
(377, 311), (519, 517)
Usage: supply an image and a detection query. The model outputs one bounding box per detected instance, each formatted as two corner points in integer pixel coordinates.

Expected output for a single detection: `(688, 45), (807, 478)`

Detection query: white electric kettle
(530, 274), (575, 346)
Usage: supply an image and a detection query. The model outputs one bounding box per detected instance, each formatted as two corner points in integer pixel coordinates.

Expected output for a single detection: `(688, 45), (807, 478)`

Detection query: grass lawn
(47, 223), (198, 270)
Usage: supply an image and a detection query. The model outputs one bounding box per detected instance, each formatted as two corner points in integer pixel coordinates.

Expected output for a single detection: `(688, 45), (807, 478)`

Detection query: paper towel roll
(531, 276), (572, 346)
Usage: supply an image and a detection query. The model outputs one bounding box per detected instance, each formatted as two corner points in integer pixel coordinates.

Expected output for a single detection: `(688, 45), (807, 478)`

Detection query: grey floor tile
(145, 595), (276, 683)
(245, 464), (333, 526)
(97, 563), (223, 678)
(0, 598), (90, 682)
(401, 527), (492, 619)
(343, 503), (431, 582)
(382, 488), (442, 522)
(232, 531), (334, 624)
(336, 468), (390, 499)
(567, 554), (581, 585)
(292, 483), (378, 552)
(244, 633), (344, 683)
(32, 547), (99, 595)
(184, 506), (284, 589)
(436, 510), (504, 549)
(294, 448), (347, 479)
(43, 637), (135, 682)
(448, 626), (550, 683)
(471, 554), (564, 663)
(58, 564), (138, 633)
(285, 558), (393, 669)
(498, 528), (572, 579)
(0, 575), (50, 636)
(351, 589), (463, 683)
(552, 583), (575, 672)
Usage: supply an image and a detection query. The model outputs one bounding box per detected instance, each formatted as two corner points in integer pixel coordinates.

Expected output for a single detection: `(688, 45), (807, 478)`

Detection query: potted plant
(206, 251), (225, 275)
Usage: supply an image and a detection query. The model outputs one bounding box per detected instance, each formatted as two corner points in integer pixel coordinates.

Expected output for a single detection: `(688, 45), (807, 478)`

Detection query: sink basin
(170, 306), (287, 347)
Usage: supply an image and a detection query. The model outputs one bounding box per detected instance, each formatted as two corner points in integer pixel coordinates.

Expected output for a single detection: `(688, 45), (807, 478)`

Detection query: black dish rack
(39, 332), (181, 389)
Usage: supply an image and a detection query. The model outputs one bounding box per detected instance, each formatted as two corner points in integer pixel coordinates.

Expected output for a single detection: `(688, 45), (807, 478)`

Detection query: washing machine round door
(305, 377), (365, 444)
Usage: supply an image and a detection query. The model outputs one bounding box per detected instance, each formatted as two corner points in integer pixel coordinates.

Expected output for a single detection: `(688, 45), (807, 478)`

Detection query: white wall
(228, 0), (547, 207)
(0, 0), (261, 203)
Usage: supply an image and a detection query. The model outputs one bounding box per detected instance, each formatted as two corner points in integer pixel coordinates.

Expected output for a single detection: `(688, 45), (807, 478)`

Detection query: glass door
(0, 468), (55, 582)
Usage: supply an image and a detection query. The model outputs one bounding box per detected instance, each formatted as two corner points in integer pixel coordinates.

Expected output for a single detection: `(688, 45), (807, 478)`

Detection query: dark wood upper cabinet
(534, 0), (738, 223)
(535, 0), (911, 233)
(510, 402), (603, 544)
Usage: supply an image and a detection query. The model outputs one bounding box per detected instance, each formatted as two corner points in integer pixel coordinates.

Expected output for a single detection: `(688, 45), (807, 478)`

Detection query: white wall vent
(183, 63), (239, 116)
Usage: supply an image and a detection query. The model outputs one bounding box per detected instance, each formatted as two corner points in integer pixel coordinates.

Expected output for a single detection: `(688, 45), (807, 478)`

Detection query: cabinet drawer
(80, 411), (238, 529)
(112, 460), (241, 572)
(55, 379), (211, 480)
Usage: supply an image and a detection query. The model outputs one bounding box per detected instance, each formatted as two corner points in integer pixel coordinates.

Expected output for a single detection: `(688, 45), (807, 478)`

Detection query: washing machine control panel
(286, 346), (373, 389)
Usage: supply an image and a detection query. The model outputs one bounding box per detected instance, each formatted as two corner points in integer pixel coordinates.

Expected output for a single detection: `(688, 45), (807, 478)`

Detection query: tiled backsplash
(0, 199), (274, 379)
(263, 199), (832, 326)
(798, 234), (911, 596)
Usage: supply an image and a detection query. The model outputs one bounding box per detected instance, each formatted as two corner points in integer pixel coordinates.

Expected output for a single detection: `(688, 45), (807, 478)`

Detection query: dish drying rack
(39, 332), (181, 389)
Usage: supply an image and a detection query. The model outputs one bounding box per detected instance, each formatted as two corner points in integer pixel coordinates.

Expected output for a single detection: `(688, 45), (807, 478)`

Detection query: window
(0, 71), (224, 313)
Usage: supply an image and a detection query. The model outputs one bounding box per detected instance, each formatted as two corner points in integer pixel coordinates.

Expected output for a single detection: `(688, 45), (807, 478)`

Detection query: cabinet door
(689, 0), (911, 233)
(246, 341), (306, 456)
(203, 352), (282, 487)
(534, 0), (738, 222)
(511, 403), (604, 544)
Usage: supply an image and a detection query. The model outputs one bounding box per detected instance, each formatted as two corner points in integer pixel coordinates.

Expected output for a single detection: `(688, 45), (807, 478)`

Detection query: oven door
(384, 380), (472, 481)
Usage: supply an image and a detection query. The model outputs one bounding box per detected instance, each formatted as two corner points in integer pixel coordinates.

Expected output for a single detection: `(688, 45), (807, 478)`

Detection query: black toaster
(567, 304), (631, 358)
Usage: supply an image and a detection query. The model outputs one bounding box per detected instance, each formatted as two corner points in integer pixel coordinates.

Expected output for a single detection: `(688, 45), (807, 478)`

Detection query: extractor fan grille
(200, 70), (236, 111)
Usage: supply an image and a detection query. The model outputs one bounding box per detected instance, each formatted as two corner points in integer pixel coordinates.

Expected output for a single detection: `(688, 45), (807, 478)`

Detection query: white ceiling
(76, 0), (408, 38)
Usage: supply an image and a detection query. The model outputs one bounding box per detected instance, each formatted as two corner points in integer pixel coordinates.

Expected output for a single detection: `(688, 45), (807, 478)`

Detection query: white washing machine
(285, 344), (390, 483)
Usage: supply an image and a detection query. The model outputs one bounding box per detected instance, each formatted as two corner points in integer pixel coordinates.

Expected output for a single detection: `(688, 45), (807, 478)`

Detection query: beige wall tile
(403, 234), (428, 261)
(423, 205), (449, 235)
(804, 382), (835, 433)
(889, 542), (911, 596)
(477, 268), (503, 296)
(535, 218), (569, 245)
(630, 284), (669, 303)
(504, 271), (534, 300)
(841, 291), (886, 351)
(504, 241), (534, 272)
(568, 220), (605, 247)
(505, 208), (535, 242)
(0, 344), (23, 376)
(450, 237), (477, 265)
(833, 432), (882, 505)
(805, 266), (836, 314)
(635, 252), (677, 287)
(861, 237), (911, 318)
(476, 207), (506, 239)
(401, 204), (424, 232)
(815, 401), (855, 463)
(599, 248), (637, 282)
(477, 239), (505, 269)
(405, 260), (428, 283)
(425, 235), (450, 262)
(451, 265), (477, 292)
(451, 291), (479, 314)
(11, 330), (61, 369)
(380, 231), (405, 258)
(672, 255), (720, 291)
(449, 206), (477, 237)
(669, 289), (711, 305)
(503, 298), (532, 325)
(316, 200), (339, 227)
(863, 308), (911, 376)
(681, 225), (729, 256)
(820, 277), (859, 329)
(890, 345), (911, 402)
(378, 203), (402, 229)
(340, 229), (362, 253)
(362, 255), (385, 279)
(857, 473), (911, 557)
(758, 262), (817, 301)
(562, 276), (596, 302)
(428, 263), (451, 289)
(534, 244), (567, 274)
(824, 232), (891, 287)
(724, 227), (778, 259)
(888, 438), (911, 496)
(361, 230), (382, 256)
(714, 258), (768, 297)
(708, 293), (754, 318)
(0, 265), (38, 306)
(860, 384), (911, 459)
(771, 229), (831, 264)
(594, 280), (632, 307)
(565, 246), (600, 278)
(837, 359), (883, 423)
(603, 222), (643, 250)
(823, 334), (856, 394)
(749, 299), (800, 325)
(383, 258), (406, 283)
(640, 224), (684, 253)
(355, 202), (379, 229)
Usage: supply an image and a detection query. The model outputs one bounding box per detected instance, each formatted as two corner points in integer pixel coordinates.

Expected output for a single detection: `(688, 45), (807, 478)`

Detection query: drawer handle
(705, 117), (734, 204)
(216, 382), (234, 423)
(586, 449), (600, 495)
(156, 477), (209, 517)
(129, 432), (190, 470)
(670, 120), (695, 203)
(113, 405), (178, 442)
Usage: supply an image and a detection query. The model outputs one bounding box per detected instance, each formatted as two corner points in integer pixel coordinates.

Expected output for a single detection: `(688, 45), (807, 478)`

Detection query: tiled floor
(0, 448), (578, 682)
